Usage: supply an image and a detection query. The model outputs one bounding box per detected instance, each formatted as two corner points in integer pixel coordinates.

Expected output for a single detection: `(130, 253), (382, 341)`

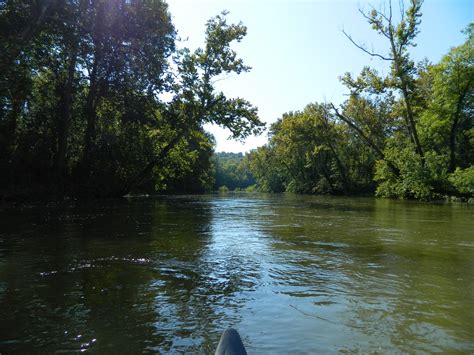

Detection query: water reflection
(0, 195), (473, 353)
(253, 195), (474, 353)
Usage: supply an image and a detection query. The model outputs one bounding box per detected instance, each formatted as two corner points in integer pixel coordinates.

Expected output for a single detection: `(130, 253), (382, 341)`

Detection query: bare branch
(399, 0), (405, 23)
(389, 0), (393, 23)
(211, 74), (232, 84)
(342, 30), (394, 61)
(358, 8), (374, 22)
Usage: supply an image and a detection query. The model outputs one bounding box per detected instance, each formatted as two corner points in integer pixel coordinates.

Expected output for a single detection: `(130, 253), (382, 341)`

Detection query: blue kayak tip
(215, 328), (247, 355)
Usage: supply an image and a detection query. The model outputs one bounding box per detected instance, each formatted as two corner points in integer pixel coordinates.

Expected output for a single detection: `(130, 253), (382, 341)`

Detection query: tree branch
(399, 0), (405, 23)
(330, 103), (400, 176)
(358, 8), (391, 40)
(342, 30), (394, 61)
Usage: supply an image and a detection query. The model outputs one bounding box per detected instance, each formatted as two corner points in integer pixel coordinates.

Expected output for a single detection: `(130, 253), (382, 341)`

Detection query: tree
(245, 2), (472, 200)
(340, 0), (425, 161)
(330, 93), (398, 175)
(213, 152), (256, 191)
(420, 25), (473, 172)
(77, 0), (176, 176)
(248, 146), (286, 193)
(123, 12), (264, 195)
(248, 103), (376, 194)
(0, 0), (177, 193)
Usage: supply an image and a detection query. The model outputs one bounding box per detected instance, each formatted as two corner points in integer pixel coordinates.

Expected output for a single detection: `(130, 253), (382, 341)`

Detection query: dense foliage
(213, 152), (255, 191)
(0, 1), (263, 200)
(247, 103), (376, 194)
(248, 2), (473, 200)
(1, 0), (471, 201)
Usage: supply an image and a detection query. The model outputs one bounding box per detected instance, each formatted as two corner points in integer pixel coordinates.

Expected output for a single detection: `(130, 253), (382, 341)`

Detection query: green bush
(245, 184), (258, 192)
(448, 167), (474, 195)
(218, 185), (229, 193)
(374, 140), (449, 200)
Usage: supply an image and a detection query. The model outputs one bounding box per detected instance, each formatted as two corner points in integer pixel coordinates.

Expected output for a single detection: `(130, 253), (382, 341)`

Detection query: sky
(166, 0), (473, 153)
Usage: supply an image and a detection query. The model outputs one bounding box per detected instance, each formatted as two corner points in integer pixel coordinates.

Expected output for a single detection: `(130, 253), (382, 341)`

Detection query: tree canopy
(1, 0), (471, 201)
(0, 2), (264, 200)
(248, 2), (473, 200)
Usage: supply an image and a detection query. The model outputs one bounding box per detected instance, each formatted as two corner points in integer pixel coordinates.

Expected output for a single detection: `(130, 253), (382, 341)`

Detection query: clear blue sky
(167, 0), (473, 153)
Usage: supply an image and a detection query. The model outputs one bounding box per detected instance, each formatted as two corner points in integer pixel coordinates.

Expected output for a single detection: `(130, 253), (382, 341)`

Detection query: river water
(0, 194), (473, 353)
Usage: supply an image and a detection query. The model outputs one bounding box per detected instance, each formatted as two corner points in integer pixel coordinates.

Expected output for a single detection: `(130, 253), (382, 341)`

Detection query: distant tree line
(0, 1), (263, 200)
(247, 2), (473, 200)
(212, 152), (255, 191)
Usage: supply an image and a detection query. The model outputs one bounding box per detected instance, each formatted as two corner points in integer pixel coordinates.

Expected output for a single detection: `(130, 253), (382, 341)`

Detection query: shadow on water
(0, 194), (473, 353)
(0, 197), (256, 353)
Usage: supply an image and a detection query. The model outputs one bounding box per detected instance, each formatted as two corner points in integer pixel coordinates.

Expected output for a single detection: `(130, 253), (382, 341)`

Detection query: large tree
(419, 24), (473, 172)
(123, 12), (264, 195)
(337, 0), (425, 163)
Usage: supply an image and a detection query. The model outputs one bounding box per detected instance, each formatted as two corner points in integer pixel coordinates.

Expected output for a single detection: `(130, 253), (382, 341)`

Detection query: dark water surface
(0, 194), (473, 353)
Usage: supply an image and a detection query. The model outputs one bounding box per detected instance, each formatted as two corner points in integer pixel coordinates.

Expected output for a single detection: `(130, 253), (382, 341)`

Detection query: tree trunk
(388, 35), (424, 162)
(328, 144), (350, 191)
(54, 46), (77, 174)
(121, 133), (184, 196)
(448, 80), (471, 172)
(81, 56), (100, 175)
(319, 115), (350, 191)
(320, 163), (335, 193)
(1, 1), (55, 73)
(331, 104), (400, 176)
(400, 82), (424, 159)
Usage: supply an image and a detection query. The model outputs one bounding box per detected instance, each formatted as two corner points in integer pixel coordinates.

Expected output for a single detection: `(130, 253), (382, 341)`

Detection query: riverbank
(2, 186), (472, 208)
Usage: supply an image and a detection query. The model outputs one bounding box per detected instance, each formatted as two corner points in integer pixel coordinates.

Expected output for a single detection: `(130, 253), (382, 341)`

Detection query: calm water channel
(0, 194), (473, 353)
